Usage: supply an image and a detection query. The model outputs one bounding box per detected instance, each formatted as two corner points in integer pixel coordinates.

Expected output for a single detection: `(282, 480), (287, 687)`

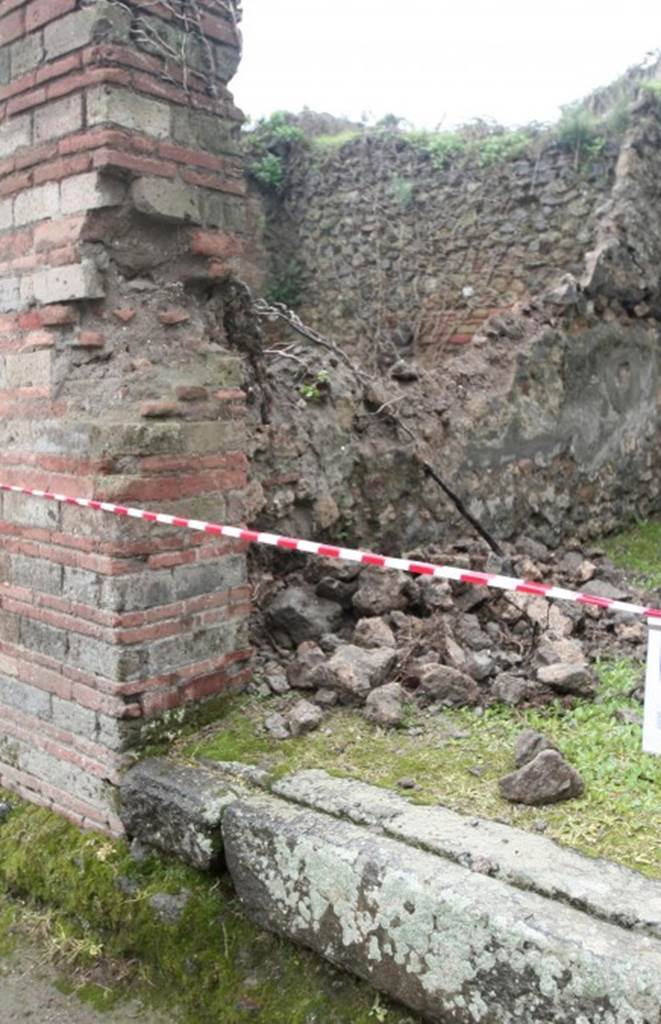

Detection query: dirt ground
(0, 939), (173, 1024)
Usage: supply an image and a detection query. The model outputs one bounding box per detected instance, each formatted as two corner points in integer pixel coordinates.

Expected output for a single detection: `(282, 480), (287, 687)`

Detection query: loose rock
(417, 664), (479, 707)
(320, 644), (397, 703)
(264, 713), (290, 740)
(364, 682), (404, 728)
(514, 729), (558, 767)
(499, 749), (584, 805)
(267, 586), (344, 645)
(352, 568), (409, 617)
(353, 616), (397, 649)
(287, 641), (326, 690)
(537, 662), (595, 697)
(287, 700), (323, 737)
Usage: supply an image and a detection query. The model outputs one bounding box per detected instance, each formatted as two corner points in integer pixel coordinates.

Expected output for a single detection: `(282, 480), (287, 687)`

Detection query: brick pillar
(0, 0), (253, 833)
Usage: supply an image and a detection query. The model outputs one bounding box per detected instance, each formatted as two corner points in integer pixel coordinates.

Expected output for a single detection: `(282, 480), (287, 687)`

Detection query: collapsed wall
(250, 98), (661, 551)
(0, 0), (255, 832)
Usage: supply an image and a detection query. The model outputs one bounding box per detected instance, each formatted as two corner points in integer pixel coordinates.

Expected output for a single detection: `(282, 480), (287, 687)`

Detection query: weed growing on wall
(245, 111), (307, 193)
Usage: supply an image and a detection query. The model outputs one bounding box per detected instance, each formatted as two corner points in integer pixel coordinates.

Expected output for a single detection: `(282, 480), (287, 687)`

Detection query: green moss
(604, 517), (661, 589)
(311, 130), (363, 150)
(0, 791), (418, 1024)
(188, 658), (660, 879)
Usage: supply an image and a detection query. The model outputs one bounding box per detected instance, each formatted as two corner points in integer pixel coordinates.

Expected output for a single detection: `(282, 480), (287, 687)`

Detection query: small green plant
(299, 369), (330, 403)
(407, 129), (466, 170)
(554, 103), (605, 163)
(264, 260), (304, 307)
(476, 130), (530, 166)
(641, 79), (661, 96)
(249, 153), (285, 190)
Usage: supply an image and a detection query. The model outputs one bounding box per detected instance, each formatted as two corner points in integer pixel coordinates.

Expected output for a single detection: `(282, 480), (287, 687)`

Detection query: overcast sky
(232, 1), (661, 130)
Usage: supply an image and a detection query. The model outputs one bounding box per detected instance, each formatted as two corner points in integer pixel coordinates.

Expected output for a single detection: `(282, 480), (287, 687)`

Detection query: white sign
(643, 623), (661, 755)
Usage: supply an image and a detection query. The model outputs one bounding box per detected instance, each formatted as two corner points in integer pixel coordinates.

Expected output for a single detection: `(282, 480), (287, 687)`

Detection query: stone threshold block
(121, 760), (661, 1023)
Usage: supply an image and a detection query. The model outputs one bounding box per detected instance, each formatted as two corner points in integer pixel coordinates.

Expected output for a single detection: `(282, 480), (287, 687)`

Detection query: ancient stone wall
(249, 99), (661, 550)
(0, 0), (254, 833)
(261, 134), (618, 360)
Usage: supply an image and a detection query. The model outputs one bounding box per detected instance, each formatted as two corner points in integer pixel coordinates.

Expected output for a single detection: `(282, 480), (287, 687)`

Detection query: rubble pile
(245, 535), (650, 803)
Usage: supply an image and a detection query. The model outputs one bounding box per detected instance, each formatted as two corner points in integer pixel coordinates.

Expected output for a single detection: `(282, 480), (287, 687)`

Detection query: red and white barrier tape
(1, 481), (660, 620)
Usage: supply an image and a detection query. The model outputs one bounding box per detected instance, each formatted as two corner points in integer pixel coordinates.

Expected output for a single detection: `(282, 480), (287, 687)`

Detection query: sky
(232, 0), (661, 130)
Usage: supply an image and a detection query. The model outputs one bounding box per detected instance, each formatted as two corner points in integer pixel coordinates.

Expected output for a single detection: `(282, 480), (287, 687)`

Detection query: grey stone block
(0, 114), (31, 159)
(51, 696), (96, 739)
(120, 757), (252, 869)
(10, 34), (44, 79)
(20, 617), (68, 662)
(60, 171), (126, 215)
(0, 277), (21, 313)
(272, 770), (661, 941)
(10, 554), (62, 596)
(0, 676), (51, 721)
(44, 3), (131, 60)
(131, 176), (201, 224)
(87, 85), (170, 138)
(223, 794), (661, 1024)
(67, 634), (145, 682)
(32, 261), (105, 304)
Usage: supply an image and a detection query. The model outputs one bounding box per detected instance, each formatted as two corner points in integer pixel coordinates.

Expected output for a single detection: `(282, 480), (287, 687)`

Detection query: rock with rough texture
(515, 729), (558, 767)
(0, 800), (13, 824)
(223, 793), (661, 1024)
(535, 635), (586, 666)
(321, 644), (396, 703)
(352, 616), (396, 650)
(287, 700), (323, 737)
(287, 640), (326, 690)
(120, 758), (250, 869)
(364, 682), (404, 728)
(537, 662), (595, 696)
(492, 672), (535, 706)
(267, 586), (344, 645)
(417, 664), (479, 706)
(352, 568), (409, 617)
(499, 749), (584, 805)
(264, 713), (290, 740)
(312, 687), (339, 707)
(315, 575), (359, 608)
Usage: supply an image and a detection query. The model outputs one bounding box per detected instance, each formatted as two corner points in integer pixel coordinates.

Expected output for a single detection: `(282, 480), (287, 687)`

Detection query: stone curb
(120, 759), (661, 1023)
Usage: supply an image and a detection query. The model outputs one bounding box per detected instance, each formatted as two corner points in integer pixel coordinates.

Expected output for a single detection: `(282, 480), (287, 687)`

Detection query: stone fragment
(492, 672), (535, 706)
(452, 614), (491, 651)
(315, 575), (358, 608)
(120, 757), (245, 870)
(352, 568), (409, 617)
(508, 592), (573, 636)
(264, 713), (289, 740)
(264, 667), (290, 695)
(287, 641), (326, 690)
(149, 890), (191, 924)
(499, 749), (584, 805)
(322, 644), (396, 703)
(312, 687), (339, 707)
(352, 616), (396, 650)
(0, 801), (13, 824)
(364, 682), (404, 728)
(267, 586), (344, 645)
(417, 664), (479, 707)
(514, 729), (558, 767)
(465, 650), (495, 681)
(537, 662), (595, 696)
(158, 307), (191, 325)
(581, 579), (630, 602)
(535, 635), (585, 666)
(287, 699), (323, 738)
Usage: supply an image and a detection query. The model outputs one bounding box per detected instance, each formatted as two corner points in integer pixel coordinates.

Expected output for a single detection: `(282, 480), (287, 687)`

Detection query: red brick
(158, 141), (224, 172)
(72, 331), (104, 348)
(182, 167), (246, 195)
(21, 329), (54, 350)
(158, 307), (190, 326)
(113, 307), (136, 323)
(447, 333), (474, 345)
(25, 0), (76, 32)
(176, 385), (207, 402)
(139, 400), (180, 419)
(0, 0), (25, 18)
(6, 86), (47, 117)
(92, 147), (177, 179)
(0, 71), (37, 101)
(39, 304), (79, 326)
(191, 229), (243, 259)
(33, 215), (85, 251)
(199, 11), (238, 46)
(0, 170), (32, 196)
(33, 152), (91, 184)
(14, 142), (58, 172)
(34, 52), (82, 87)
(0, 6), (24, 45)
